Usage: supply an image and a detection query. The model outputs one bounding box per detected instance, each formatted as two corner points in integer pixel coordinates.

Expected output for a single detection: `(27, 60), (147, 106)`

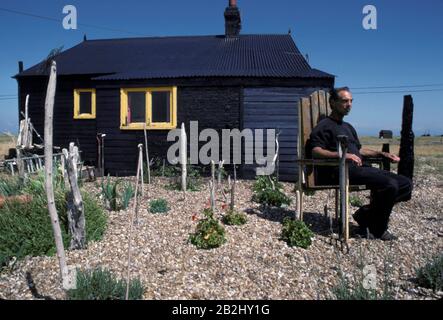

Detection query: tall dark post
(382, 143), (390, 171)
(398, 95), (414, 180)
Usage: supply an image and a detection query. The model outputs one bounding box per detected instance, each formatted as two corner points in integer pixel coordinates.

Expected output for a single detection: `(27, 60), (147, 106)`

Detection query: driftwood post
(62, 142), (86, 250)
(337, 135), (350, 242)
(217, 160), (225, 188)
(44, 61), (73, 289)
(230, 163), (237, 211)
(125, 144), (143, 300)
(180, 123), (187, 193)
(209, 180), (215, 212)
(140, 145), (144, 198)
(134, 144), (143, 224)
(143, 123), (151, 184)
(398, 95), (415, 180)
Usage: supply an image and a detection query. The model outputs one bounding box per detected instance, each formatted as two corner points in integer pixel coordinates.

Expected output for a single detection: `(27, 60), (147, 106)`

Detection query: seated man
(308, 87), (412, 240)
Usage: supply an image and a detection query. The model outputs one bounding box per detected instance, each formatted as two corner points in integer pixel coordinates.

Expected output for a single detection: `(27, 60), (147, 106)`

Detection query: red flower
(221, 203), (227, 210)
(192, 214), (197, 221)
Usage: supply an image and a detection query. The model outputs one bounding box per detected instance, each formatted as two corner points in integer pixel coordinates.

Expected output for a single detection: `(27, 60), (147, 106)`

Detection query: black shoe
(352, 205), (371, 228)
(379, 230), (398, 241)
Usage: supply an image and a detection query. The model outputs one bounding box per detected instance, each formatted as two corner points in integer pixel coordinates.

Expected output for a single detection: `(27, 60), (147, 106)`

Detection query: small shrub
(66, 268), (143, 300)
(101, 175), (119, 210)
(101, 177), (135, 211)
(415, 254), (443, 291)
(0, 176), (23, 197)
(222, 210), (247, 226)
(121, 182), (135, 210)
(281, 217), (313, 249)
(332, 271), (381, 300)
(331, 247), (395, 300)
(166, 164), (202, 192)
(150, 158), (179, 177)
(350, 195), (364, 207)
(149, 198), (169, 214)
(252, 176), (291, 207)
(189, 209), (226, 249)
(0, 172), (107, 267)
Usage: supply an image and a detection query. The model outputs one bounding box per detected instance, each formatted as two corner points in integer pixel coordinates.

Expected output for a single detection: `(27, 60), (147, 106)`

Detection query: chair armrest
(295, 158), (347, 167)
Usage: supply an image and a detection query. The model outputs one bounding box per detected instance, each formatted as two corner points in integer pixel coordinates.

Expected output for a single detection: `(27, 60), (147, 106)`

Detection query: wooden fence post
(125, 143), (143, 300)
(44, 61), (73, 289)
(143, 123), (151, 184)
(337, 135), (349, 242)
(180, 123), (187, 193)
(62, 142), (86, 250)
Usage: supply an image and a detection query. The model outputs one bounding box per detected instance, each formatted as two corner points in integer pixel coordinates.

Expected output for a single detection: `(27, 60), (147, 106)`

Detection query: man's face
(331, 90), (353, 117)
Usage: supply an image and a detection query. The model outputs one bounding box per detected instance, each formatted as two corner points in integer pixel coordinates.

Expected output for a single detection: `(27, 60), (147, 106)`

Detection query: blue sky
(0, 0), (442, 136)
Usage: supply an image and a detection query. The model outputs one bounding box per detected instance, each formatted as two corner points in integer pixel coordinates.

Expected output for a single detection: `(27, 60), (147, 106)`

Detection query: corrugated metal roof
(16, 34), (333, 80)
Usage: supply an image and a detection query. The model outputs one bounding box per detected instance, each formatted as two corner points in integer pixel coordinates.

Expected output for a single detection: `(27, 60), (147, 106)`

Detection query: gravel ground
(0, 173), (442, 300)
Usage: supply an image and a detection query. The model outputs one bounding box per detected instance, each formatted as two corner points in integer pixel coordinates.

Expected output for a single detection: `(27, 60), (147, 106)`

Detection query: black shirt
(307, 117), (362, 185)
(308, 116), (362, 159)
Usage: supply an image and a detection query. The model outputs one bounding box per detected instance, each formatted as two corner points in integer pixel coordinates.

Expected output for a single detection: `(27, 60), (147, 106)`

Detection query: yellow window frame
(120, 86), (177, 130)
(74, 89), (96, 119)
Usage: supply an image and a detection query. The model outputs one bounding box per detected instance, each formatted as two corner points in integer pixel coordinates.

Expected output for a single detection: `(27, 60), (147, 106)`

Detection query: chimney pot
(18, 61), (24, 73)
(225, 0), (241, 37)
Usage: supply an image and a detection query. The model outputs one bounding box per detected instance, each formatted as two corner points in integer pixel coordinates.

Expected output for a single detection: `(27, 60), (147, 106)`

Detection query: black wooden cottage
(14, 1), (334, 181)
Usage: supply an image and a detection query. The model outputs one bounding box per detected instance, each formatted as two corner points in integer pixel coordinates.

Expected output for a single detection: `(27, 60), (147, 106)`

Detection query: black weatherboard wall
(243, 87), (327, 182)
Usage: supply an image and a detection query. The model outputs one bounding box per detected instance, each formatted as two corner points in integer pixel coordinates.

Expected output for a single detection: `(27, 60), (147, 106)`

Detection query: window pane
(128, 92), (145, 123)
(152, 91), (170, 123)
(79, 92), (92, 114)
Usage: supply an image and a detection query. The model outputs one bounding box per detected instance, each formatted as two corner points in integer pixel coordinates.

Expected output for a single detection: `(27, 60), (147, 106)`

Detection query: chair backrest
(298, 90), (332, 187)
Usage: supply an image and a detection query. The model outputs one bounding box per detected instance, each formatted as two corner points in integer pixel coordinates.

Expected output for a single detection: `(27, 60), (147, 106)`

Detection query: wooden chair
(295, 90), (384, 242)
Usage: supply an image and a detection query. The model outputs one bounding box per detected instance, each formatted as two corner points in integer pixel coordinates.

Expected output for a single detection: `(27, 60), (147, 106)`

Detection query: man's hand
(381, 152), (400, 163)
(346, 153), (362, 166)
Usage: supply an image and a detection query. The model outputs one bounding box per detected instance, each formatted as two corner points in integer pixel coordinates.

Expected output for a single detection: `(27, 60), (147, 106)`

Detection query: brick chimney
(224, 0), (241, 37)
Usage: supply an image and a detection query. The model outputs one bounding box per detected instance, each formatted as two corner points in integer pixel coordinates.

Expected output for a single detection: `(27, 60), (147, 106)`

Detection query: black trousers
(348, 165), (413, 237)
(316, 165), (413, 237)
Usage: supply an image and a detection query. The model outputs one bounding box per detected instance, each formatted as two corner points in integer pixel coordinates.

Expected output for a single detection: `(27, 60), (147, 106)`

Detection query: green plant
(149, 198), (169, 214)
(331, 247), (394, 300)
(415, 254), (443, 291)
(303, 189), (316, 196)
(350, 195), (364, 207)
(121, 182), (135, 210)
(66, 268), (143, 300)
(101, 175), (119, 210)
(0, 172), (106, 267)
(252, 176), (291, 207)
(281, 217), (313, 249)
(189, 208), (226, 249)
(222, 210), (247, 226)
(150, 158), (179, 177)
(165, 164), (202, 192)
(0, 176), (23, 197)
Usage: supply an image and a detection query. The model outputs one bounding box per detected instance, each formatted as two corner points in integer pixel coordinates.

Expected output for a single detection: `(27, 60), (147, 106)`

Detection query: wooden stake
(62, 143), (86, 250)
(217, 160), (225, 188)
(125, 144), (143, 300)
(209, 180), (215, 212)
(43, 61), (71, 289)
(143, 123), (151, 184)
(180, 123), (187, 193)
